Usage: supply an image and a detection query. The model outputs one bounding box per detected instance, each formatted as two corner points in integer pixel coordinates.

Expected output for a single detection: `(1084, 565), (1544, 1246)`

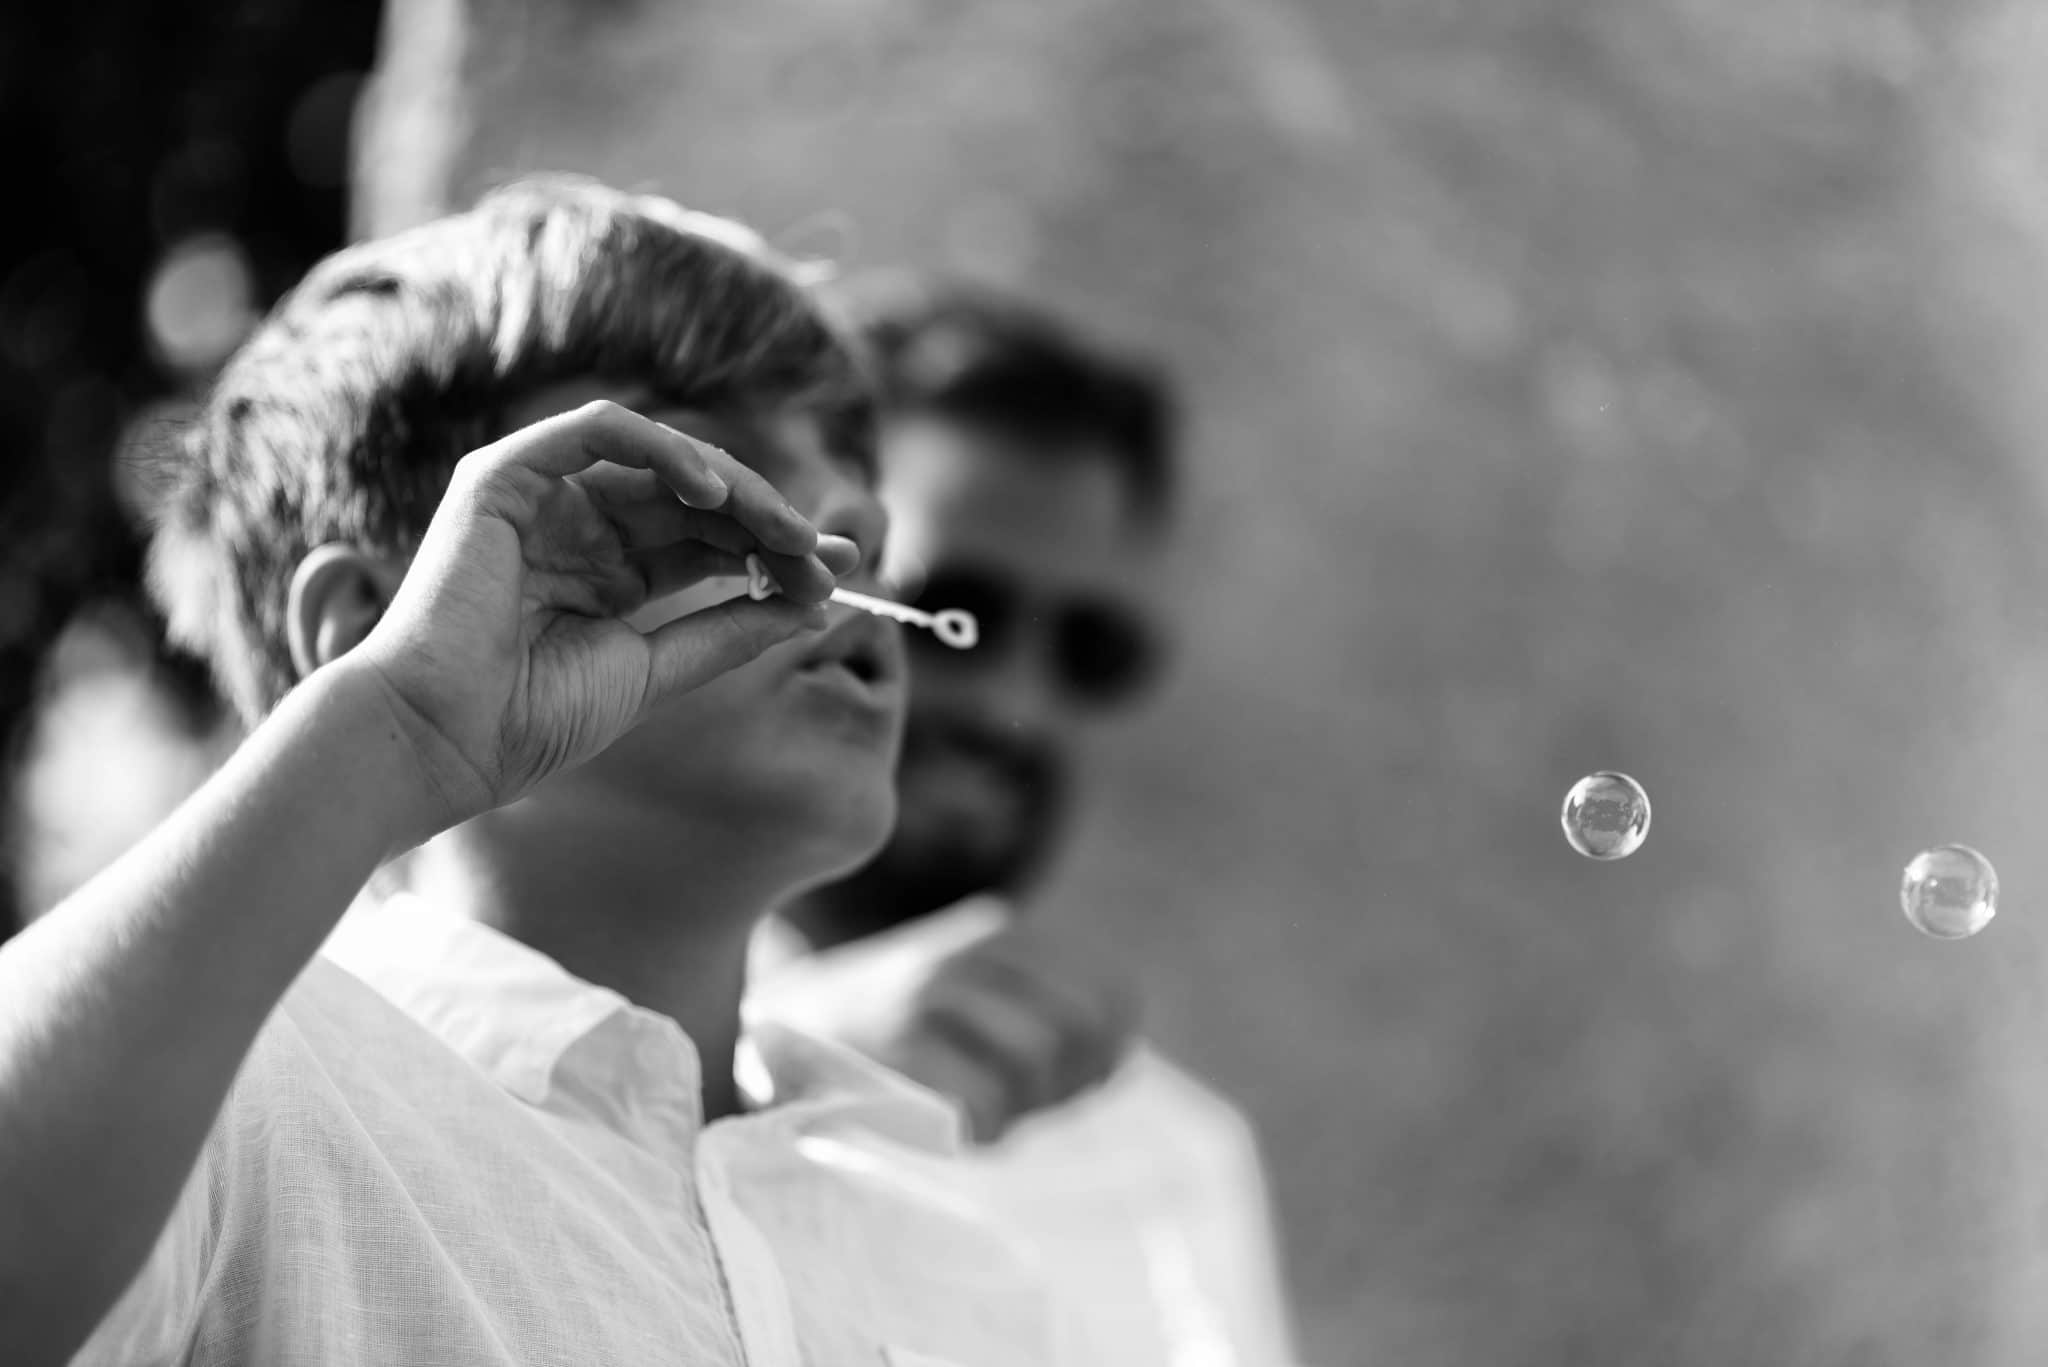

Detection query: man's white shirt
(73, 892), (1062, 1367)
(748, 900), (1301, 1367)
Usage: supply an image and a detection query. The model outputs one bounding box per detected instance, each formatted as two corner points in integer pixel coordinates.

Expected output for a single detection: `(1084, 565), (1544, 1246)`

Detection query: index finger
(947, 938), (1140, 1082)
(893, 1035), (1014, 1145)
(667, 429), (823, 561)
(486, 400), (820, 557)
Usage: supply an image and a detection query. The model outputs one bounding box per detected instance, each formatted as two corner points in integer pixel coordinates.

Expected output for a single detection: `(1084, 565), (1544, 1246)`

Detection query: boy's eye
(825, 415), (880, 487)
(835, 443), (879, 488)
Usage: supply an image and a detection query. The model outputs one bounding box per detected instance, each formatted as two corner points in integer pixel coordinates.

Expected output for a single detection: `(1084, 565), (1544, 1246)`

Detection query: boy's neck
(391, 798), (794, 1123)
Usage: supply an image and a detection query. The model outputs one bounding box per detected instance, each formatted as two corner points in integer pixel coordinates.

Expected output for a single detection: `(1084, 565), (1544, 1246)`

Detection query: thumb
(641, 597), (828, 710)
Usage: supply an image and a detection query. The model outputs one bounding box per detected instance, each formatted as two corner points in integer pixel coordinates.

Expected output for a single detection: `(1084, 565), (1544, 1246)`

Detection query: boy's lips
(795, 608), (905, 689)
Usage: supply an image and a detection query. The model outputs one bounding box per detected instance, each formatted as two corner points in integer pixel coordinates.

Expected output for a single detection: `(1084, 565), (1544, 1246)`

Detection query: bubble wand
(744, 554), (978, 650)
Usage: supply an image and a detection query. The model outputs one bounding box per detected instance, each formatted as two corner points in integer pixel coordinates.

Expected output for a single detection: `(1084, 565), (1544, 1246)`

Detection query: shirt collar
(322, 890), (963, 1152)
(737, 1020), (965, 1151)
(322, 889), (638, 1108)
(741, 896), (1016, 1149)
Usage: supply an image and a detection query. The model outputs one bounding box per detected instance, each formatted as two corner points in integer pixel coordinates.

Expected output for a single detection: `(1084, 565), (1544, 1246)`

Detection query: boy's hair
(823, 275), (1177, 530)
(149, 175), (871, 723)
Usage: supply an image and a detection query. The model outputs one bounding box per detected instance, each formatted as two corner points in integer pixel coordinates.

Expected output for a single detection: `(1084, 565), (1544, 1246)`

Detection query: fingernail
(815, 534), (860, 574)
(665, 428), (730, 498)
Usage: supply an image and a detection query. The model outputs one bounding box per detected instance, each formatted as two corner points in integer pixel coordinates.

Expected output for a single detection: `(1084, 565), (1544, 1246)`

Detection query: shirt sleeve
(64, 1117), (227, 1367)
(64, 1046), (260, 1367)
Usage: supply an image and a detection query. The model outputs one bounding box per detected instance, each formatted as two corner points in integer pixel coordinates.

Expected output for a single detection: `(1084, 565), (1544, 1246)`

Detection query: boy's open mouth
(798, 612), (899, 687)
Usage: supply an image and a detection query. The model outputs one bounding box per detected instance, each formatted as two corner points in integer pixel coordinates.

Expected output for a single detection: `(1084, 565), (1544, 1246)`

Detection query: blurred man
(755, 280), (1300, 1366)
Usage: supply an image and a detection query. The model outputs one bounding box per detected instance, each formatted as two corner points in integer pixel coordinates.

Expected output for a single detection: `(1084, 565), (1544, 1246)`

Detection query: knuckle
(448, 450), (498, 497)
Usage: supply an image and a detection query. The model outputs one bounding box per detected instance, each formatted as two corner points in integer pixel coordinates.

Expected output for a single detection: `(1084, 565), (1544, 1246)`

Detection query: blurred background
(0, 4), (378, 913)
(13, 1), (2048, 1362)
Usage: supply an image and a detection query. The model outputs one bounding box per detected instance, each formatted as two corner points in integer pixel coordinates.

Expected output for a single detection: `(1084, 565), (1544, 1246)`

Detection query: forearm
(0, 661), (439, 1360)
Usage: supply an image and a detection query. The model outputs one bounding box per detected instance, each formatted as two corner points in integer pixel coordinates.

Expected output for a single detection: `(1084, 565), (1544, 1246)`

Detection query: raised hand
(354, 399), (857, 831)
(890, 923), (1141, 1143)
(759, 907), (1141, 1144)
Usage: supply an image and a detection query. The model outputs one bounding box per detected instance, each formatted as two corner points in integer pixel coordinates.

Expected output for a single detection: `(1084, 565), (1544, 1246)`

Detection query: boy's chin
(774, 767), (898, 864)
(815, 793), (899, 881)
(571, 760), (897, 867)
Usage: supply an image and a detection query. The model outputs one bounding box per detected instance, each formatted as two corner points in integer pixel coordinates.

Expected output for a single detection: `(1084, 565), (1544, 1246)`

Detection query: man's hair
(824, 275), (1176, 529)
(149, 175), (871, 723)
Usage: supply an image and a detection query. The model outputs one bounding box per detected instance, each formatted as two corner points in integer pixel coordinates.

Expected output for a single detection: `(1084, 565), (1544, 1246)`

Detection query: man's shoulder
(1076, 1045), (1252, 1128)
(987, 1043), (1268, 1182)
(1109, 1046), (1251, 1120)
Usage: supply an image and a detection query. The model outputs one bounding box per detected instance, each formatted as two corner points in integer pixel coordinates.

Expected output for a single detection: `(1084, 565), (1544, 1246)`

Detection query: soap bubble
(1900, 844), (1998, 940)
(1561, 771), (1651, 860)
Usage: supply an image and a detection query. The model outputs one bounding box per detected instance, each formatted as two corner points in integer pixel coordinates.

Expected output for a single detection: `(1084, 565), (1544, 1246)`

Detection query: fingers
(626, 540), (850, 609)
(671, 432), (820, 558)
(604, 507), (846, 604)
(750, 547), (840, 604)
(639, 596), (828, 708)
(893, 1034), (1017, 1145)
(629, 543), (751, 601)
(570, 455), (858, 606)
(571, 467), (708, 544)
(485, 400), (818, 555)
(813, 535), (862, 579)
(911, 978), (1071, 1125)
(944, 934), (1142, 1083)
(599, 497), (754, 555)
(893, 946), (1137, 1143)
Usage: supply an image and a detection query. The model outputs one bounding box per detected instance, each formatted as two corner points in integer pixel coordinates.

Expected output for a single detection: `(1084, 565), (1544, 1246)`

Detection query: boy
(0, 178), (1062, 1365)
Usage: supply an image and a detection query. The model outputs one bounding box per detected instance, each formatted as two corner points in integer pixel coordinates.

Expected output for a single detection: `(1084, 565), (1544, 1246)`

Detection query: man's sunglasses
(904, 565), (1162, 707)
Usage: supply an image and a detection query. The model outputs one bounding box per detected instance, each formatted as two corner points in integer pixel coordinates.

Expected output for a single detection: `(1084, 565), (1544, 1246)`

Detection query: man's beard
(794, 715), (1069, 947)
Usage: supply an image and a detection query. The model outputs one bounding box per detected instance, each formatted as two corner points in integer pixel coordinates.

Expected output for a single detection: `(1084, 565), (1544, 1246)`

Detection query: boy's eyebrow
(816, 399), (881, 484)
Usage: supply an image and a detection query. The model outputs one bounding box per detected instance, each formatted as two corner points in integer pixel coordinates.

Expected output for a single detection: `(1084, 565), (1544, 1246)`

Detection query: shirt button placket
(694, 1123), (805, 1367)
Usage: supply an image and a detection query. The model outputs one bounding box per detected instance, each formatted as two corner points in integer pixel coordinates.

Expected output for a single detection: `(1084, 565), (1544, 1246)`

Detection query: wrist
(290, 659), (484, 858)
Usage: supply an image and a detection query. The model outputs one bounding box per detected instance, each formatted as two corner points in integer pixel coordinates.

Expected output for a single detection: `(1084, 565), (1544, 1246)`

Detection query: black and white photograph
(4, 3), (2048, 1364)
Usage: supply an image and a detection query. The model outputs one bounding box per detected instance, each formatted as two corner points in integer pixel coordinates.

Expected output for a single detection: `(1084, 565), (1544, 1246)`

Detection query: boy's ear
(286, 543), (399, 681)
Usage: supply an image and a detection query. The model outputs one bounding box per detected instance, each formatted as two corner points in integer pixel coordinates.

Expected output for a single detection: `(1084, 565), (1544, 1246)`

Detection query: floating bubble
(1900, 844), (1998, 940)
(1562, 771), (1651, 860)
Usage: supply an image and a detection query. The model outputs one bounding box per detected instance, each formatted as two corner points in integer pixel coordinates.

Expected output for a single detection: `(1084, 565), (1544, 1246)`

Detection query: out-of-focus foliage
(366, 2), (2048, 1362)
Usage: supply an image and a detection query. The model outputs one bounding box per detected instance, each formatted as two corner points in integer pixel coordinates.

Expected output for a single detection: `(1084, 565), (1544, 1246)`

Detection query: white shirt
(748, 902), (1300, 1367)
(73, 893), (1063, 1367)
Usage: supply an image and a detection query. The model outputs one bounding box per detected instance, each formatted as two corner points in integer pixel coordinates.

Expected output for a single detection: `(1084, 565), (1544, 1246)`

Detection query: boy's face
(501, 380), (907, 881)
